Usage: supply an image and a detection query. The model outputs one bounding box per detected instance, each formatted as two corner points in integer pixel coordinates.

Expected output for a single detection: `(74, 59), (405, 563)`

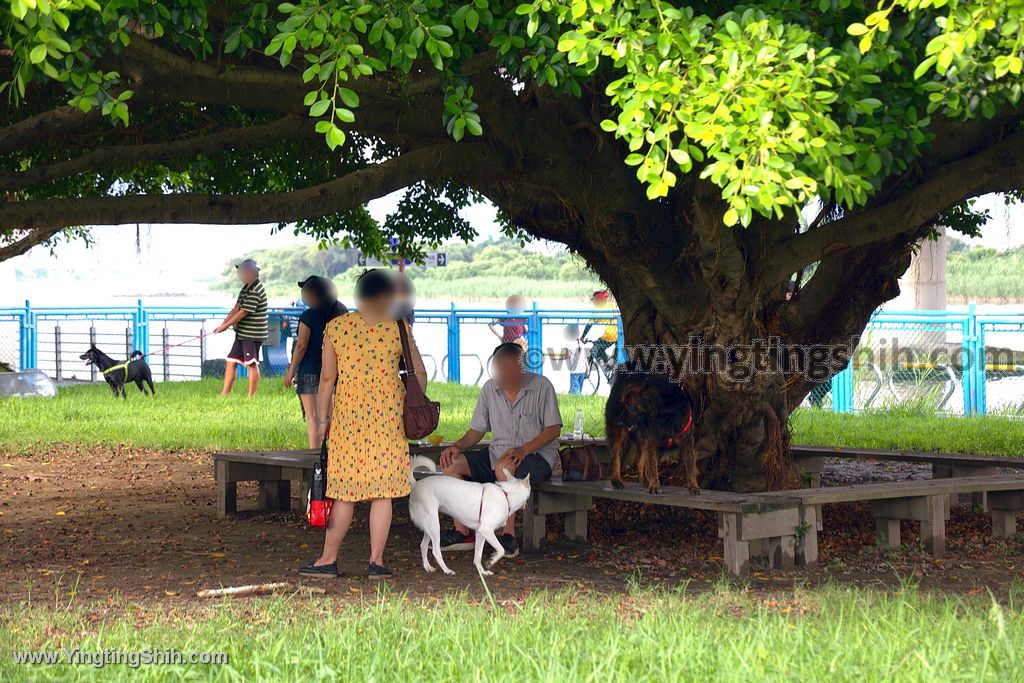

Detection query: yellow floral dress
(325, 312), (410, 502)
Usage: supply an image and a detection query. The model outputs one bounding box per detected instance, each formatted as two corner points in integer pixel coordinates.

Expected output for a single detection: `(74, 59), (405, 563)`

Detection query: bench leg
(992, 510), (1018, 538)
(257, 480), (290, 512)
(521, 495), (546, 552)
(216, 460), (236, 517)
(795, 505), (819, 567)
(921, 495), (946, 557)
(875, 518), (901, 549)
(767, 535), (796, 570)
(564, 509), (587, 542)
(748, 538), (767, 559)
(719, 512), (750, 579)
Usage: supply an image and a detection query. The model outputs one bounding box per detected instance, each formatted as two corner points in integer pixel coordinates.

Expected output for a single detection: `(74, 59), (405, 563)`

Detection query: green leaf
(913, 56), (937, 80)
(326, 126), (345, 150)
(847, 23), (870, 36)
(338, 87), (359, 108)
(29, 44), (48, 64)
(309, 99), (330, 117)
(723, 208), (739, 226)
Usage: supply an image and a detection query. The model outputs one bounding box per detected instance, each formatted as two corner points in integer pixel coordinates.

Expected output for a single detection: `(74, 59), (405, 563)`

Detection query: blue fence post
(133, 298), (150, 355)
(19, 300), (31, 369)
(970, 305), (987, 417)
(22, 299), (36, 369)
(447, 303), (461, 383)
(526, 301), (542, 373)
(838, 363), (854, 413)
(615, 312), (627, 364)
(961, 306), (971, 416)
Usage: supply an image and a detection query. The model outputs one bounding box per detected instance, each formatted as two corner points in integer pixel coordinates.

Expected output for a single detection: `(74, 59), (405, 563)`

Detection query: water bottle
(573, 408), (584, 439)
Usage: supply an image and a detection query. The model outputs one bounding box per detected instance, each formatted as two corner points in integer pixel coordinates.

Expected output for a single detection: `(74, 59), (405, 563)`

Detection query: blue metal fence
(1, 300), (1021, 415)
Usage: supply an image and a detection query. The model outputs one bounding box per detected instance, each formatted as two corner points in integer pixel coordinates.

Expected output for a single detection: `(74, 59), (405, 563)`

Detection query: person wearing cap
(581, 289), (618, 368)
(283, 276), (348, 447)
(214, 258), (268, 397)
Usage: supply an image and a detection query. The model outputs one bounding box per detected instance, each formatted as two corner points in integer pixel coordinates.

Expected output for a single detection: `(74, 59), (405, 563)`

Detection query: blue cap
(236, 258), (259, 271)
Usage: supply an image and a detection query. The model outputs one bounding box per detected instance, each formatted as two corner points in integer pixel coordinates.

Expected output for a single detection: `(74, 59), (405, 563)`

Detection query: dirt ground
(1, 446), (1022, 608)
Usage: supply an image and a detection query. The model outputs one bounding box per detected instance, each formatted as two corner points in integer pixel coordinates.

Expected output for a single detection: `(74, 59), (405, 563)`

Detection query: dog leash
(101, 331), (213, 381)
(478, 483), (512, 527)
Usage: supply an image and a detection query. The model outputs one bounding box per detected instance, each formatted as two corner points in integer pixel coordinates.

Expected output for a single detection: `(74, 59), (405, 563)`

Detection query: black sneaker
(498, 533), (519, 558)
(368, 562), (393, 579)
(297, 561), (338, 577)
(440, 529), (475, 551)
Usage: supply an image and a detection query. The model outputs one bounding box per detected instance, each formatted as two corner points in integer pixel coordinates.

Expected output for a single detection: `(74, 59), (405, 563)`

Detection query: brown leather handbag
(398, 321), (440, 439)
(559, 439), (602, 482)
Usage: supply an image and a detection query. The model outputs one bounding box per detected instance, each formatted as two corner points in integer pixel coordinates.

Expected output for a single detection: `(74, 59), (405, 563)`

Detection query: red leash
(135, 331), (212, 362)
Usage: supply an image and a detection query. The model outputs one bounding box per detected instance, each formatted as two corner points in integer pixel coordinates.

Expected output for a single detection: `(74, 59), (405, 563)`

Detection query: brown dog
(605, 373), (699, 495)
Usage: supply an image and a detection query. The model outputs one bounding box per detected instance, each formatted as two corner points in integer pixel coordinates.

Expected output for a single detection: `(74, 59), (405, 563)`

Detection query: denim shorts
(295, 372), (320, 395)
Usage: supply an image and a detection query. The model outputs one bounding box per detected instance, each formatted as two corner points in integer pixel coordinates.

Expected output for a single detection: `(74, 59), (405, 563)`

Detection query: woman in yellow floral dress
(299, 269), (426, 579)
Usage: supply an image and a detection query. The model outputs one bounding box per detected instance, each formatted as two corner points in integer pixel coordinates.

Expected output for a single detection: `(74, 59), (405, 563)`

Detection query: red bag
(307, 433), (332, 527)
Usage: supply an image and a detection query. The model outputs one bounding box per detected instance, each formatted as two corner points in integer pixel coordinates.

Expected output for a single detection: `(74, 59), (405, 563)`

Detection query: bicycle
(581, 339), (619, 395)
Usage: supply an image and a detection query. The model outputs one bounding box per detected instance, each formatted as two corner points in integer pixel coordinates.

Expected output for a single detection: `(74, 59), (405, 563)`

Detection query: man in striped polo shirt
(214, 258), (268, 397)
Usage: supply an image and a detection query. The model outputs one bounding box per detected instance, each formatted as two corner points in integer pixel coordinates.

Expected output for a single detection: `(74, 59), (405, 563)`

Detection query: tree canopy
(5, 0), (1024, 488)
(3, 0), (1023, 257)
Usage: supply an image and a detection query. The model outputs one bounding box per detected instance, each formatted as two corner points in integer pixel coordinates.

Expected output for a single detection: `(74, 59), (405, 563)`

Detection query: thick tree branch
(0, 105), (104, 155)
(1, 115), (314, 191)
(0, 227), (65, 261)
(769, 126), (1024, 283)
(0, 143), (495, 229)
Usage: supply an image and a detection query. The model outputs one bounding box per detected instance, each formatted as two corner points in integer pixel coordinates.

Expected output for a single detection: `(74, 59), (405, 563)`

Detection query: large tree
(3, 0), (1023, 489)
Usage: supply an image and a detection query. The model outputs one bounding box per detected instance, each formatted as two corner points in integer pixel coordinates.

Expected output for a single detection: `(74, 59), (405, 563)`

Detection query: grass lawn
(3, 586), (1023, 681)
(1, 378), (1023, 456)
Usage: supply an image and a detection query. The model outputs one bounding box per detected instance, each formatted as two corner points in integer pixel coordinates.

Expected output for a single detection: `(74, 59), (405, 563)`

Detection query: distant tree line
(217, 238), (601, 299)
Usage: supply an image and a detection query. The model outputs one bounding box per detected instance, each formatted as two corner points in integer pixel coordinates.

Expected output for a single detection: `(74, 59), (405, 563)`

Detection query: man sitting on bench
(438, 342), (563, 557)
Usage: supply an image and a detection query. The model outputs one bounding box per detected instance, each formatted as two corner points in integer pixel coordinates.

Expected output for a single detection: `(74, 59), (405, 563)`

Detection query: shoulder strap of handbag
(397, 320), (415, 381)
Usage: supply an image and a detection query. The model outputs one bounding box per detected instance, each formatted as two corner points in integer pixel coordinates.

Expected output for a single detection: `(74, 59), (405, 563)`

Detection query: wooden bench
(759, 475), (1024, 565)
(522, 478), (800, 578)
(791, 445), (1024, 511)
(213, 444), (1023, 577)
(213, 450), (317, 516)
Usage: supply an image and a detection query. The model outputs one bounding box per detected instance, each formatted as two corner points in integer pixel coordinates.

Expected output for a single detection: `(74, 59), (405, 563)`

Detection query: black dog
(605, 372), (699, 495)
(80, 345), (155, 399)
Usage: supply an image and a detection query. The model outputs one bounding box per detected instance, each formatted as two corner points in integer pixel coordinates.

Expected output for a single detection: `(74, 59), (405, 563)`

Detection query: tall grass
(2, 586), (1023, 681)
(948, 246), (1024, 302)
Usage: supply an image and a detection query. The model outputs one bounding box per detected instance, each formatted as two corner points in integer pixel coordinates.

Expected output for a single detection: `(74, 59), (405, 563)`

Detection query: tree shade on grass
(4, 1), (1024, 489)
(1, 379), (1023, 457)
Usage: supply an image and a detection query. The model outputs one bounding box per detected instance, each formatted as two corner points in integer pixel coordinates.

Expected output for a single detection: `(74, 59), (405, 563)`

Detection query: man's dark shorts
(463, 448), (552, 484)
(227, 337), (261, 366)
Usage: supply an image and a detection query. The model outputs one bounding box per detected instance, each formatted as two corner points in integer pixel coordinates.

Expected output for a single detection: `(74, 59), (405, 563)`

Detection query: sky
(1, 192), (1020, 308)
(0, 192), (506, 307)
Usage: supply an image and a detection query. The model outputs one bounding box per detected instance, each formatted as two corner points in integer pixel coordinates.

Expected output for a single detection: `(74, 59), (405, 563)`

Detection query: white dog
(408, 455), (532, 576)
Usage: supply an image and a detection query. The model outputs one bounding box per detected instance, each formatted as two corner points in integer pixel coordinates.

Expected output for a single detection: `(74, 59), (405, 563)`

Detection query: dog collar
(663, 409), (694, 449)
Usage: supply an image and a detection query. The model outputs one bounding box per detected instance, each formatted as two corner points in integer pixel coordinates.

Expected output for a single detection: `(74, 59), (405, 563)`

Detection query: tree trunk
(614, 297), (798, 493)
